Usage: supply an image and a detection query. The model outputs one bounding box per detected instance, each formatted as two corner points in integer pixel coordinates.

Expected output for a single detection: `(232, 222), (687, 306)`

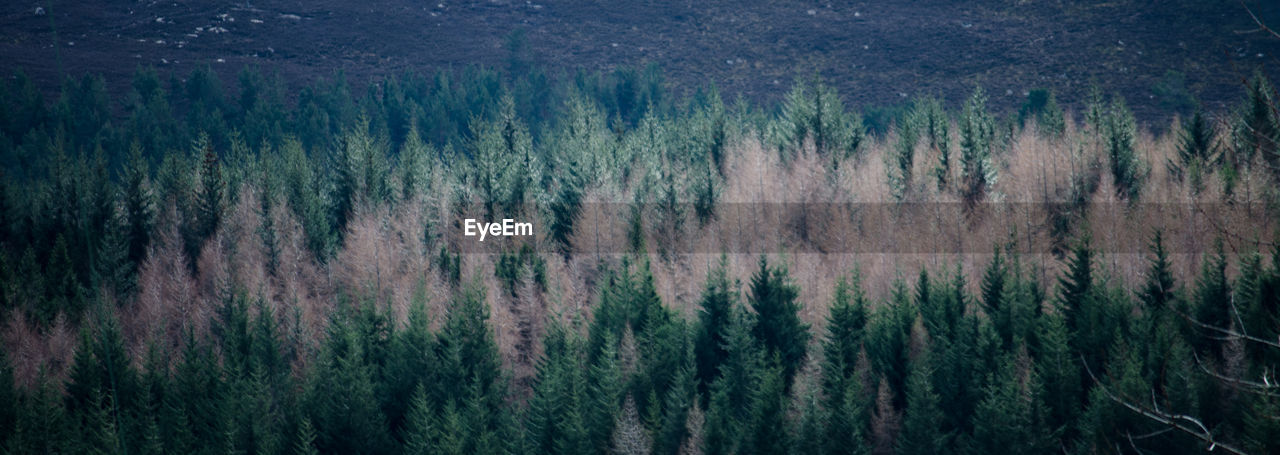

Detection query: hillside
(2, 0), (1280, 121)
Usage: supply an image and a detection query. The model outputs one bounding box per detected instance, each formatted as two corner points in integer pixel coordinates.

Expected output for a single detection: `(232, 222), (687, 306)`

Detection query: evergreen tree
(702, 311), (762, 455)
(305, 321), (394, 455)
(959, 86), (997, 206)
(403, 385), (439, 455)
(1168, 110), (1219, 194)
(821, 272), (869, 409)
(1233, 70), (1279, 172)
(293, 417), (320, 455)
(694, 257), (737, 402)
(1057, 236), (1093, 337)
(1105, 97), (1145, 199)
(748, 256), (810, 388)
(965, 353), (1056, 455)
(979, 249), (1008, 345)
(825, 375), (871, 455)
(587, 331), (625, 454)
(525, 324), (590, 455)
(745, 361), (789, 455)
(1192, 240), (1231, 355)
(1138, 231), (1177, 312)
(123, 142), (154, 270)
(897, 356), (948, 455)
(1033, 310), (1080, 441)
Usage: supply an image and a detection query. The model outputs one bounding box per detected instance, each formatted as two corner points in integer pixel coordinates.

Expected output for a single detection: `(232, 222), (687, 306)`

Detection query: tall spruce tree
(694, 257), (738, 402)
(748, 256), (810, 388)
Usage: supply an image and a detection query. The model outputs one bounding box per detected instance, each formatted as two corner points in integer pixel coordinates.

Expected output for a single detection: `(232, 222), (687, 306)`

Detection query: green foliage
(898, 356), (949, 455)
(770, 79), (864, 163)
(1168, 109), (1219, 195)
(1103, 97), (1146, 200)
(694, 257), (738, 402)
(747, 256), (810, 388)
(1152, 70), (1197, 116)
(1, 63), (1277, 455)
(959, 87), (997, 206)
(1232, 70), (1280, 174)
(1018, 88), (1065, 138)
(495, 243), (546, 296)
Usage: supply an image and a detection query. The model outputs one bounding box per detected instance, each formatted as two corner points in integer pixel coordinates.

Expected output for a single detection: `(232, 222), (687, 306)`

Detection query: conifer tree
(979, 249), (1008, 344)
(1233, 70), (1279, 172)
(194, 138), (224, 248)
(306, 322), (394, 455)
(959, 86), (997, 206)
(694, 257), (737, 401)
(1168, 110), (1219, 194)
(745, 361), (789, 455)
(966, 354), (1056, 455)
(1105, 97), (1144, 199)
(293, 417), (320, 455)
(587, 331), (625, 454)
(748, 256), (809, 388)
(897, 356), (948, 455)
(403, 385), (438, 455)
(123, 142), (154, 269)
(821, 272), (869, 407)
(1138, 231), (1177, 312)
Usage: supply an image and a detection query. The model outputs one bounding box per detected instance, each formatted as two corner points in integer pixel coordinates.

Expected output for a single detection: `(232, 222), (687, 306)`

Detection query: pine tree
(821, 272), (869, 406)
(654, 357), (697, 455)
(745, 361), (789, 455)
(525, 326), (590, 455)
(1192, 240), (1230, 355)
(1032, 310), (1079, 440)
(306, 322), (394, 455)
(1138, 231), (1177, 312)
(293, 418), (319, 455)
(965, 352), (1056, 455)
(123, 142), (154, 270)
(824, 370), (871, 455)
(748, 256), (810, 388)
(694, 257), (737, 402)
(1233, 70), (1279, 172)
(979, 249), (1008, 344)
(959, 86), (997, 206)
(403, 385), (438, 455)
(587, 331), (625, 454)
(1057, 237), (1093, 337)
(702, 311), (761, 455)
(897, 356), (948, 455)
(1168, 110), (1219, 194)
(1105, 97), (1145, 199)
(194, 138), (224, 249)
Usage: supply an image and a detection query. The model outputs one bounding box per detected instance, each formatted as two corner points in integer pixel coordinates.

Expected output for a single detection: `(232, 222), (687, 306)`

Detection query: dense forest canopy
(1, 4), (1280, 453)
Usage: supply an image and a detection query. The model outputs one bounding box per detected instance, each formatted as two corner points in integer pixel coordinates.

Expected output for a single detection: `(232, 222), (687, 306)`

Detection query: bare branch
(1178, 310), (1280, 350)
(1193, 352), (1280, 397)
(1080, 355), (1251, 455)
(1240, 0), (1280, 40)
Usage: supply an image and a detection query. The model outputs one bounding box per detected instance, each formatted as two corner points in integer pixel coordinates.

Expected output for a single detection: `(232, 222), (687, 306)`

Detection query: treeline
(2, 239), (1279, 454)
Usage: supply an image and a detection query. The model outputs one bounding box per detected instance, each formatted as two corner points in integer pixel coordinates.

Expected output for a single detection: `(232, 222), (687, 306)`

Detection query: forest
(0, 60), (1277, 455)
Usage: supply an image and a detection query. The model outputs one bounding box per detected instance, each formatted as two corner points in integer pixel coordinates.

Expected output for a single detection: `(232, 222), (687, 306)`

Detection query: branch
(1240, 0), (1280, 40)
(1081, 355), (1251, 455)
(1192, 353), (1280, 396)
(1177, 310), (1280, 350)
